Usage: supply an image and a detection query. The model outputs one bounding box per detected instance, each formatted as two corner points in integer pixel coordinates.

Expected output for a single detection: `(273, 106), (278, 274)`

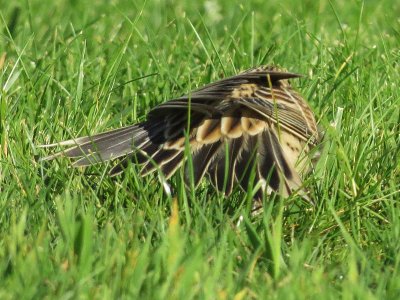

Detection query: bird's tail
(39, 121), (174, 174)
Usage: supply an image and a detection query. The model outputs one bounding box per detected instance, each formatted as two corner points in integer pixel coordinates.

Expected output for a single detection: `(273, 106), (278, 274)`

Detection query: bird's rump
(40, 66), (320, 201)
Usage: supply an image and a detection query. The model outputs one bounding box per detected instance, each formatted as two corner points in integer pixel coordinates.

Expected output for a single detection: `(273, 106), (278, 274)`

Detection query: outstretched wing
(40, 66), (319, 201)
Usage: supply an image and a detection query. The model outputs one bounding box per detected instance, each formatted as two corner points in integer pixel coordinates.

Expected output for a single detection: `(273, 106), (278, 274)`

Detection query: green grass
(1, 0), (399, 298)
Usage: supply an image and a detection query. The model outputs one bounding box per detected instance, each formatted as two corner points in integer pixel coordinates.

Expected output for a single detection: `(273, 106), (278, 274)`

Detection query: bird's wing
(39, 66), (317, 201)
(148, 66), (302, 116)
(232, 86), (319, 145)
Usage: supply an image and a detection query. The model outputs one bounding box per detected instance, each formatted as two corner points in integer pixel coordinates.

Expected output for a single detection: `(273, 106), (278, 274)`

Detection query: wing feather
(40, 65), (319, 204)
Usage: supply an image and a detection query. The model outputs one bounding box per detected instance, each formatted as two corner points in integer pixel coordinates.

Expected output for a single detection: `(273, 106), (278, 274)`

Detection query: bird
(40, 66), (321, 204)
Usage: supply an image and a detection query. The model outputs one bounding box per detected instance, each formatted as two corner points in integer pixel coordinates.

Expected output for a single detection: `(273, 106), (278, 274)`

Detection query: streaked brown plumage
(41, 66), (321, 202)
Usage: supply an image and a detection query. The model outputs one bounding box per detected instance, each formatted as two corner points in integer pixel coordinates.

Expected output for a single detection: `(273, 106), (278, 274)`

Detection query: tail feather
(40, 125), (142, 162)
(39, 125), (139, 150)
(40, 122), (165, 166)
(67, 124), (156, 158)
(71, 139), (136, 166)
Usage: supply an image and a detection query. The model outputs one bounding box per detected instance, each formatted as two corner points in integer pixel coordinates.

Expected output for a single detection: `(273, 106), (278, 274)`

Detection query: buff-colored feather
(40, 66), (321, 203)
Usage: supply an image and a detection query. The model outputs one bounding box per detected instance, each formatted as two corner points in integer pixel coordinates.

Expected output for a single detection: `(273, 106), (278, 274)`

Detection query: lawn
(0, 0), (399, 298)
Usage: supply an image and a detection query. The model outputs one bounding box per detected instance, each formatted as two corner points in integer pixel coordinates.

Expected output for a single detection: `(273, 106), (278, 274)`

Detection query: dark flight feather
(40, 66), (320, 203)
